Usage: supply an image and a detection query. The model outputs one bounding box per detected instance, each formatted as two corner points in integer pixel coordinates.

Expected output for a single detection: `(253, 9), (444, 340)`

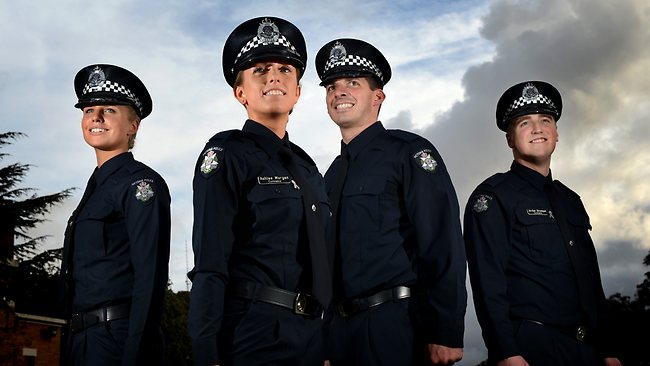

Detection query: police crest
(134, 180), (155, 203)
(258, 18), (280, 45)
(473, 194), (492, 213)
(413, 149), (437, 172)
(200, 147), (222, 176)
(522, 82), (539, 101)
(329, 41), (347, 64)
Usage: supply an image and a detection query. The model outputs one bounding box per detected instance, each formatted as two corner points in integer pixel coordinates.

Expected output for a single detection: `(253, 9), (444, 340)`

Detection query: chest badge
(413, 149), (437, 172)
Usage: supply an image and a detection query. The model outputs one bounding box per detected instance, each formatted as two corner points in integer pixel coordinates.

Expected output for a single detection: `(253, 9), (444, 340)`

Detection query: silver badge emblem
(200, 149), (219, 174)
(329, 41), (347, 63)
(258, 18), (280, 45)
(87, 66), (106, 88)
(522, 82), (539, 101)
(473, 194), (491, 213)
(135, 181), (155, 203)
(413, 149), (437, 172)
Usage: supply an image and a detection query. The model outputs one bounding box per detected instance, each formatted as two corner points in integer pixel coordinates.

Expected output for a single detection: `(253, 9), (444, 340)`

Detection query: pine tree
(0, 131), (73, 317)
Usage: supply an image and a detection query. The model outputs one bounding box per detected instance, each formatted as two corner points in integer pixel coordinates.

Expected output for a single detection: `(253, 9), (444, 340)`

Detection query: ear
(295, 83), (302, 98)
(234, 86), (247, 106)
(506, 133), (514, 148)
(373, 89), (386, 106)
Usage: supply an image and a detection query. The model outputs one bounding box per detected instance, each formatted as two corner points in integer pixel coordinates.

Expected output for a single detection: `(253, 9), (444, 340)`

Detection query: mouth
(334, 102), (355, 110)
(89, 128), (107, 134)
(263, 89), (285, 96)
(530, 137), (547, 143)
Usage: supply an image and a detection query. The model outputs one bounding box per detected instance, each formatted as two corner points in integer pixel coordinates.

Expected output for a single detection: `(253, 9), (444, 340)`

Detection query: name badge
(257, 175), (292, 185)
(526, 209), (550, 216)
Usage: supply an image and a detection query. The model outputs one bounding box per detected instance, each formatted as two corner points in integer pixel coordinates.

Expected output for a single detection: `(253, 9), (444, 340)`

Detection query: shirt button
(311, 204), (317, 212)
(274, 188), (281, 194)
(568, 240), (574, 246)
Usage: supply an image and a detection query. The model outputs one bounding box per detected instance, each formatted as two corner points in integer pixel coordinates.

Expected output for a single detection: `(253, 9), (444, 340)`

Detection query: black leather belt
(521, 319), (592, 344)
(231, 281), (324, 318)
(335, 286), (411, 317)
(69, 303), (131, 333)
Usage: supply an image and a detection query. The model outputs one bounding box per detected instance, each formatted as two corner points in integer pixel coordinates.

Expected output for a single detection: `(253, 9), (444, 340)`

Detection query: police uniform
(61, 64), (171, 366)
(464, 81), (615, 365)
(188, 17), (331, 366)
(315, 39), (467, 366)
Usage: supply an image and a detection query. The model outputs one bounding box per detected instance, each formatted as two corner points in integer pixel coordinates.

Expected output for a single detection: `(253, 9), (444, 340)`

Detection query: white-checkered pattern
(82, 80), (143, 115)
(233, 34), (299, 69)
(503, 94), (557, 123)
(324, 54), (384, 82)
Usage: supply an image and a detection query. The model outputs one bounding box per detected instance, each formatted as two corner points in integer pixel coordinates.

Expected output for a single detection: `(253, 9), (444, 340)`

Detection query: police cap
(222, 16), (307, 87)
(495, 80), (562, 131)
(74, 64), (152, 119)
(315, 38), (391, 87)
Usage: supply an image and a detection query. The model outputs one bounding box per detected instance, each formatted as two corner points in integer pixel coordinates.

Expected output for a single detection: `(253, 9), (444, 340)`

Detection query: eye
(326, 84), (335, 92)
(253, 66), (265, 74)
(279, 65), (292, 73)
(349, 79), (360, 86)
(105, 107), (116, 113)
(84, 108), (94, 114)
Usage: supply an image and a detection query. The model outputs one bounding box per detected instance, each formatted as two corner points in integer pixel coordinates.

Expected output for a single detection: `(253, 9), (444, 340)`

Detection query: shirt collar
(510, 160), (553, 191)
(243, 119), (287, 157)
(345, 121), (384, 160)
(95, 152), (133, 185)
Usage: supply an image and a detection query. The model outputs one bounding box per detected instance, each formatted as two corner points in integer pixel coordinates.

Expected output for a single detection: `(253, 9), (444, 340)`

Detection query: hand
(603, 357), (622, 366)
(425, 344), (463, 365)
(324, 361), (331, 366)
(496, 356), (529, 366)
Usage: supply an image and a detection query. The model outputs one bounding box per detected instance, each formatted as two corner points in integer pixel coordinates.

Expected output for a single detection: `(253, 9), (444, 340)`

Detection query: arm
(403, 142), (466, 348)
(122, 173), (172, 366)
(188, 144), (240, 366)
(464, 189), (520, 362)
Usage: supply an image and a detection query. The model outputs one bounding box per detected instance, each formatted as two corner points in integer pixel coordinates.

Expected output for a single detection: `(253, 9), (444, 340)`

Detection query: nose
(89, 109), (104, 122)
(267, 68), (281, 83)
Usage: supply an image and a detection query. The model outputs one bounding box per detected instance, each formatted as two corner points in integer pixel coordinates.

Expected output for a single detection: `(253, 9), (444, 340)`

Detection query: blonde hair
(127, 106), (141, 150)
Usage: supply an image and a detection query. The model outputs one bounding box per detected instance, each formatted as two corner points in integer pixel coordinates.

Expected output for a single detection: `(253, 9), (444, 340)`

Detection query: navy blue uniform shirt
(188, 120), (330, 364)
(62, 151), (171, 365)
(324, 121), (466, 347)
(464, 161), (610, 361)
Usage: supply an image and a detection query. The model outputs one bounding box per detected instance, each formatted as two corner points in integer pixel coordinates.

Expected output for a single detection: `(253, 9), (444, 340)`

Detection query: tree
(161, 288), (191, 365)
(0, 131), (73, 317)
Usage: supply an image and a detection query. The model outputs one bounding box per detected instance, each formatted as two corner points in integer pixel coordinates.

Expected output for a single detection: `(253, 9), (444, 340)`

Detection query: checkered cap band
(82, 80), (143, 115)
(233, 34), (299, 71)
(503, 94), (557, 123)
(324, 54), (384, 82)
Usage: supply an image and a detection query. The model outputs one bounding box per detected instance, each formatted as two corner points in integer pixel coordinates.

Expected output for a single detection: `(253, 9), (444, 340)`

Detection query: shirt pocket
(514, 209), (566, 261)
(247, 184), (303, 231)
(341, 176), (386, 233)
(74, 204), (115, 257)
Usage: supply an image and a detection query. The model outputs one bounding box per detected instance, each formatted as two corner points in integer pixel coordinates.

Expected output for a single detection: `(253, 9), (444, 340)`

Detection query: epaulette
(554, 180), (582, 200)
(386, 129), (424, 143)
(207, 129), (244, 144)
(479, 172), (508, 188)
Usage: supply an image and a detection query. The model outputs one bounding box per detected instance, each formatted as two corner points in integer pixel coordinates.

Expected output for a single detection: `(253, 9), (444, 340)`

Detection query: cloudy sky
(2, 0), (649, 363)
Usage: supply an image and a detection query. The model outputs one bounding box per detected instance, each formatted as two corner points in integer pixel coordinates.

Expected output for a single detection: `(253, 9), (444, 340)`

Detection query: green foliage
(161, 288), (191, 365)
(0, 131), (72, 317)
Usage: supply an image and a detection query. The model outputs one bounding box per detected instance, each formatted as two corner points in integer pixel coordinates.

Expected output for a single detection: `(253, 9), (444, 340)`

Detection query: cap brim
(318, 69), (377, 86)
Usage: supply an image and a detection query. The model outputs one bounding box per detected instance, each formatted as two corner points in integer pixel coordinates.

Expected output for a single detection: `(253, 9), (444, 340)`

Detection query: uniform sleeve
(403, 142), (467, 347)
(463, 188), (519, 361)
(121, 173), (172, 366)
(188, 144), (240, 366)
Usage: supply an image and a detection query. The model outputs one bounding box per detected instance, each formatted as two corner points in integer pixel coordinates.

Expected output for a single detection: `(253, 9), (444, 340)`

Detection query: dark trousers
(218, 299), (326, 366)
(328, 300), (414, 366)
(61, 318), (129, 366)
(510, 320), (599, 366)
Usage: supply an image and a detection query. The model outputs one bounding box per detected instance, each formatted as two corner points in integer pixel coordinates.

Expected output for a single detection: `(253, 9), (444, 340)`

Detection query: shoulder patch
(413, 149), (437, 173)
(199, 146), (223, 176)
(472, 194), (493, 213)
(132, 179), (155, 204)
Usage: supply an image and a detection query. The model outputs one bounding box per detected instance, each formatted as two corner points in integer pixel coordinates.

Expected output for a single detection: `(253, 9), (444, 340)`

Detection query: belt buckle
(335, 302), (348, 317)
(294, 293), (309, 316)
(576, 325), (586, 342)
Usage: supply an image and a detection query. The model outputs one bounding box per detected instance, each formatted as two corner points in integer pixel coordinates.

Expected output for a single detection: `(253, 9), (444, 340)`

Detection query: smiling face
(324, 77), (384, 133)
(506, 113), (559, 174)
(81, 104), (139, 160)
(233, 61), (301, 124)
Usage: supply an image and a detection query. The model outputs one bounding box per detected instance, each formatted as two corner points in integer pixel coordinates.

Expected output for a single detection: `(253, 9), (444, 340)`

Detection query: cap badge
(522, 83), (540, 102)
(413, 149), (437, 172)
(134, 180), (155, 203)
(257, 18), (280, 45)
(87, 66), (106, 89)
(473, 194), (492, 213)
(329, 41), (347, 64)
(200, 148), (220, 175)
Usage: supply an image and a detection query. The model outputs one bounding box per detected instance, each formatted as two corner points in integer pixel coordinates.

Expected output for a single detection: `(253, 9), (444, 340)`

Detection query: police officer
(315, 38), (466, 366)
(188, 17), (331, 366)
(464, 81), (621, 366)
(60, 64), (171, 366)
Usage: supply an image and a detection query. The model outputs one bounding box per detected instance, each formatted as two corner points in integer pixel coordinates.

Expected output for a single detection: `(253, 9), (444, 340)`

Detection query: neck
(339, 120), (377, 144)
(95, 149), (127, 168)
(515, 157), (551, 177)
